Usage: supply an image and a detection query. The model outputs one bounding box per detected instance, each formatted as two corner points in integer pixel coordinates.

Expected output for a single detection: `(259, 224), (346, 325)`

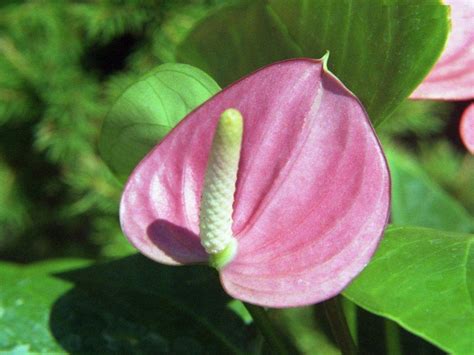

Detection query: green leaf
(0, 259), (89, 353)
(177, 0), (449, 124)
(176, 2), (300, 88)
(0, 256), (256, 354)
(99, 63), (220, 181)
(153, 1), (240, 64)
(387, 148), (473, 233)
(343, 226), (474, 354)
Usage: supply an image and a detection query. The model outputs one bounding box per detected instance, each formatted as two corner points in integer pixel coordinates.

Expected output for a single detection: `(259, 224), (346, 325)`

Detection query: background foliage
(0, 0), (472, 354)
(0, 0), (230, 261)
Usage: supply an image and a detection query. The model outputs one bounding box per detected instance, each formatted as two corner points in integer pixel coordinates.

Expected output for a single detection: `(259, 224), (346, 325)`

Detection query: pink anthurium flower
(460, 103), (474, 154)
(410, 0), (474, 100)
(120, 58), (390, 307)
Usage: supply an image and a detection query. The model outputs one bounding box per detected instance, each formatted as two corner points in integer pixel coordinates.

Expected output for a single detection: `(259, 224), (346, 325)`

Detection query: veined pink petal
(120, 59), (390, 307)
(410, 0), (474, 100)
(460, 103), (474, 154)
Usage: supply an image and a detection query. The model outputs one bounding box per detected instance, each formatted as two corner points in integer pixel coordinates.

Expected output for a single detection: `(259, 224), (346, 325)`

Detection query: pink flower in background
(410, 0), (474, 101)
(120, 59), (390, 307)
(460, 103), (474, 154)
(410, 0), (474, 153)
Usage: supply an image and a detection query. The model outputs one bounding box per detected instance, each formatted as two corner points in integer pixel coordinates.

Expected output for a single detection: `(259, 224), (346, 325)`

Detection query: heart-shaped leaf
(387, 148), (473, 232)
(99, 63), (220, 180)
(344, 225), (474, 354)
(0, 256), (257, 353)
(176, 0), (449, 124)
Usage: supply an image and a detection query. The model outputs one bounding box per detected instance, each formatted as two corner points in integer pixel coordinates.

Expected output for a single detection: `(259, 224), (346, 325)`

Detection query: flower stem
(385, 319), (402, 355)
(323, 296), (358, 355)
(243, 303), (294, 355)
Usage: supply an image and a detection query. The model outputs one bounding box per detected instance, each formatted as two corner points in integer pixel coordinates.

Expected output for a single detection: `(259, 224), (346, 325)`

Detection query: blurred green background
(0, 0), (226, 262)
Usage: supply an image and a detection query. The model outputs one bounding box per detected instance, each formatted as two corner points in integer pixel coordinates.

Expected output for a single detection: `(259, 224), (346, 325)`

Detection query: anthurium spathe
(410, 0), (474, 100)
(460, 103), (474, 154)
(120, 58), (390, 307)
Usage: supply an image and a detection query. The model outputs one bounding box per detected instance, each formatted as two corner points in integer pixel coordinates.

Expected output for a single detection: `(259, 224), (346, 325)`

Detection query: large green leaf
(344, 226), (474, 354)
(99, 63), (220, 181)
(387, 148), (473, 233)
(177, 0), (449, 124)
(0, 255), (256, 354)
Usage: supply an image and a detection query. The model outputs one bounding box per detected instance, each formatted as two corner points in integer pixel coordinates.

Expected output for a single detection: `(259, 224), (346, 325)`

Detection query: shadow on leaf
(49, 254), (257, 354)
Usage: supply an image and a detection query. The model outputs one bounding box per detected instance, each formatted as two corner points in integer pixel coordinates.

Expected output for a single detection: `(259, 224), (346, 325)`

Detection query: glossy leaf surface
(0, 256), (255, 354)
(388, 148), (473, 232)
(460, 103), (474, 154)
(120, 59), (390, 307)
(99, 63), (220, 180)
(411, 0), (474, 100)
(344, 226), (474, 354)
(0, 260), (88, 353)
(177, 0), (449, 124)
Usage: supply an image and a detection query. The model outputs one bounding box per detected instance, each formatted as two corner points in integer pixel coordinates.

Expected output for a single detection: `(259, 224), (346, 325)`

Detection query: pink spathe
(120, 58), (391, 307)
(410, 0), (474, 100)
(460, 103), (474, 154)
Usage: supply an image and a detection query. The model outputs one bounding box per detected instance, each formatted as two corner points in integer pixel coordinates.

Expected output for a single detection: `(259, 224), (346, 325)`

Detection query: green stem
(385, 319), (402, 355)
(341, 297), (358, 345)
(244, 303), (293, 355)
(323, 296), (358, 355)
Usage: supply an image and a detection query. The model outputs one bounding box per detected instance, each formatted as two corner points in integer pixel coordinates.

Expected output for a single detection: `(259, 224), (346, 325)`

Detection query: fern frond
(70, 2), (151, 43)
